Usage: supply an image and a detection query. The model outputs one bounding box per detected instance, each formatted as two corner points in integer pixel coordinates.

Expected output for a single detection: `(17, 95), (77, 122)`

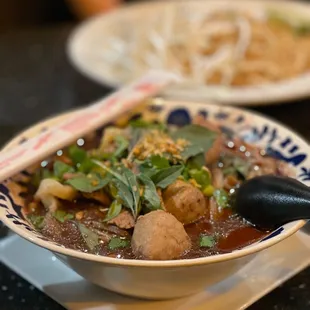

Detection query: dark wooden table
(0, 24), (309, 310)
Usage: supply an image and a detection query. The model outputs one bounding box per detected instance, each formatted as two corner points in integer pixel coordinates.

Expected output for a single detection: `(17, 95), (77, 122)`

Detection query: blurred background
(0, 0), (131, 31)
(1, 1), (310, 310)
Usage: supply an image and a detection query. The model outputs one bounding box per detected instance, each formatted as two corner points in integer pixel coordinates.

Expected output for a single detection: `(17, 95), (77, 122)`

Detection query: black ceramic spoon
(233, 175), (310, 230)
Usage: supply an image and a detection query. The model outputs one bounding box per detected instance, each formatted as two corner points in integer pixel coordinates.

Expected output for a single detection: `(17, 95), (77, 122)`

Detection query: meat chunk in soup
(108, 210), (135, 229)
(163, 180), (207, 224)
(132, 210), (191, 260)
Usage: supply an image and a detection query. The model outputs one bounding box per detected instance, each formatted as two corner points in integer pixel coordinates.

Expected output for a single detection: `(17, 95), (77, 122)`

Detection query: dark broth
(23, 126), (280, 260)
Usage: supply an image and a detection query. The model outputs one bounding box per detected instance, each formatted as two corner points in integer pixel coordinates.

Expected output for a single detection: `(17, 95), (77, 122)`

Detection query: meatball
(131, 210), (191, 260)
(163, 180), (207, 224)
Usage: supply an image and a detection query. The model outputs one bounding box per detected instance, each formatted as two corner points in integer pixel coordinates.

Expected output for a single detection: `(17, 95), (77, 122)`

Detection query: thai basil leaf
(113, 135), (129, 158)
(113, 179), (134, 215)
(139, 155), (170, 177)
(138, 174), (161, 211)
(92, 160), (128, 185)
(68, 145), (87, 165)
(77, 157), (96, 174)
(53, 210), (74, 223)
(181, 144), (204, 161)
(172, 125), (217, 160)
(104, 200), (122, 222)
(148, 155), (170, 169)
(186, 153), (205, 169)
(129, 119), (166, 131)
(199, 235), (216, 248)
(53, 161), (75, 179)
(123, 168), (140, 218)
(77, 223), (99, 251)
(108, 237), (130, 250)
(66, 173), (111, 193)
(213, 189), (230, 209)
(151, 165), (184, 189)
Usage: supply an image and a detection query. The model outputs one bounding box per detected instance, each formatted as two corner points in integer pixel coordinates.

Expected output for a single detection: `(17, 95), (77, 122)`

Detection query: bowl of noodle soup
(68, 0), (310, 105)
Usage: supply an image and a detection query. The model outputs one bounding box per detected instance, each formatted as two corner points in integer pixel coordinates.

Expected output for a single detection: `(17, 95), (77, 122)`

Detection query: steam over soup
(23, 116), (293, 260)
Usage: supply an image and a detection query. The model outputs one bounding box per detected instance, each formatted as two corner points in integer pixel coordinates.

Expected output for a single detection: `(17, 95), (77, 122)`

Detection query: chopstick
(0, 71), (180, 184)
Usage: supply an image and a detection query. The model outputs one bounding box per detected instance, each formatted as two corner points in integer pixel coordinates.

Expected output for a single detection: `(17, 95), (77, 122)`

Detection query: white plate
(1, 229), (310, 310)
(68, 0), (310, 106)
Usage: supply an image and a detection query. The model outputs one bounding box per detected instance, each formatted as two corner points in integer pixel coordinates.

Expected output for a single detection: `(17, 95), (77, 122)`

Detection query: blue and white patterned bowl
(0, 100), (308, 299)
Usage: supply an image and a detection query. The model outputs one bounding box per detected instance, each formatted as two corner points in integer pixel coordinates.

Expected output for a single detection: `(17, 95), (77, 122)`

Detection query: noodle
(102, 7), (310, 87)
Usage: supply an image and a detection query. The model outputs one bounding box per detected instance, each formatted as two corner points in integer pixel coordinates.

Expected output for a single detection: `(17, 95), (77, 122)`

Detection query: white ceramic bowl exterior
(0, 100), (308, 299)
(56, 253), (254, 299)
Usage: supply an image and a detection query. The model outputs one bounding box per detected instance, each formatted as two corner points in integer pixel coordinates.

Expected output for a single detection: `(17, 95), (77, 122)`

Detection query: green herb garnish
(27, 214), (45, 230)
(151, 165), (184, 189)
(66, 172), (111, 193)
(199, 235), (216, 248)
(68, 145), (87, 165)
(129, 118), (166, 131)
(123, 168), (140, 218)
(108, 237), (130, 250)
(213, 189), (230, 209)
(112, 178), (134, 215)
(53, 161), (75, 179)
(53, 210), (74, 223)
(104, 200), (122, 222)
(92, 160), (128, 184)
(171, 125), (217, 161)
(77, 223), (99, 251)
(188, 168), (211, 188)
(138, 174), (161, 211)
(113, 135), (129, 158)
(92, 160), (141, 218)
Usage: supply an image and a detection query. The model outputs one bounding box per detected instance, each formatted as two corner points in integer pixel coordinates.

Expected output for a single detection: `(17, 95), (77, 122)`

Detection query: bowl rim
(1, 101), (307, 268)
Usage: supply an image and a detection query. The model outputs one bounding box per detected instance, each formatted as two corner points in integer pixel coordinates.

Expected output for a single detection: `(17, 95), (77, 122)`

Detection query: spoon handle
(235, 175), (310, 229)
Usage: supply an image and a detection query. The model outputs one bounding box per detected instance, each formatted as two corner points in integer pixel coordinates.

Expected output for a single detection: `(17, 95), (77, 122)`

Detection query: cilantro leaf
(123, 168), (140, 218)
